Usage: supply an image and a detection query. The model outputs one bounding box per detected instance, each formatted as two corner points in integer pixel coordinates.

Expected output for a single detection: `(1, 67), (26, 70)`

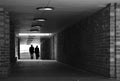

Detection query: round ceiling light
(36, 7), (54, 11)
(34, 18), (46, 22)
(31, 25), (42, 28)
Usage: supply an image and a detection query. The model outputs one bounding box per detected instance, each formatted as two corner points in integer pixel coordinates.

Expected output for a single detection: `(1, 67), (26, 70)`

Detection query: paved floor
(20, 52), (37, 59)
(0, 60), (119, 81)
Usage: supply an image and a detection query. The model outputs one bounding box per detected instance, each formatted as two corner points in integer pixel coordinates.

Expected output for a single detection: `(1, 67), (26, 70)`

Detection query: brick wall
(115, 3), (120, 79)
(56, 4), (112, 77)
(107, 3), (120, 79)
(110, 3), (116, 78)
(0, 8), (10, 76)
(78, 5), (110, 77)
(0, 8), (16, 77)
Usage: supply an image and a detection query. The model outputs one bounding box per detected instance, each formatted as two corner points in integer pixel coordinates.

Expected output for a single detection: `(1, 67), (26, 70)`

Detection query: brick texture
(115, 3), (120, 79)
(0, 8), (10, 76)
(0, 8), (16, 77)
(56, 4), (112, 77)
(108, 3), (120, 79)
(110, 3), (116, 78)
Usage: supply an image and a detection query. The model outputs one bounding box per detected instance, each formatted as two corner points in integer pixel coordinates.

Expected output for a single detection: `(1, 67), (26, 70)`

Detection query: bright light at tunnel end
(18, 33), (53, 36)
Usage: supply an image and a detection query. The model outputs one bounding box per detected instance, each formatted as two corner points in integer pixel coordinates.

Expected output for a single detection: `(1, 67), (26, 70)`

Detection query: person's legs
(36, 55), (37, 59)
(31, 55), (33, 59)
(31, 53), (33, 59)
(36, 53), (39, 59)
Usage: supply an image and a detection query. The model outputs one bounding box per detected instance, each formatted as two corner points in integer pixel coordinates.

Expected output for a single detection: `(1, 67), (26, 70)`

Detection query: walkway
(0, 60), (118, 81)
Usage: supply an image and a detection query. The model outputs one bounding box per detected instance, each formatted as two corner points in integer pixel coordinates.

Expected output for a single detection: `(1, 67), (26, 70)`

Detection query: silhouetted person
(29, 45), (34, 59)
(35, 45), (39, 59)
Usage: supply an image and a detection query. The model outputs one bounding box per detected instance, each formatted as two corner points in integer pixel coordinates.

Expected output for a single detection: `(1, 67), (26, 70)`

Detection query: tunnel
(0, 1), (120, 81)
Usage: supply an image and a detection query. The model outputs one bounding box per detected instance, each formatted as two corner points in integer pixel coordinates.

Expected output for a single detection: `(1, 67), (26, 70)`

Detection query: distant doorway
(17, 36), (41, 60)
(20, 44), (41, 60)
(15, 33), (56, 61)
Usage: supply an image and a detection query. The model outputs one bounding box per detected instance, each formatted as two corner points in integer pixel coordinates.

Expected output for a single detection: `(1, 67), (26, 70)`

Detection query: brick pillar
(110, 3), (116, 78)
(0, 8), (11, 77)
(115, 3), (120, 79)
(110, 3), (120, 79)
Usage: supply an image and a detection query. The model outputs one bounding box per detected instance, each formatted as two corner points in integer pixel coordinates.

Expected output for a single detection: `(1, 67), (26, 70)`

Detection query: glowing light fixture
(36, 7), (54, 11)
(34, 18), (46, 22)
(19, 33), (52, 36)
(31, 25), (42, 28)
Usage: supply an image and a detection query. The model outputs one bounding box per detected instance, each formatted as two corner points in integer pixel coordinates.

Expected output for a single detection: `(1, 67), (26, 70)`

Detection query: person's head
(36, 45), (38, 48)
(31, 45), (33, 47)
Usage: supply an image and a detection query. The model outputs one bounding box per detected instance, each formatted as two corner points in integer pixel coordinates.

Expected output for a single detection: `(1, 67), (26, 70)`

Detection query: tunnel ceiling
(0, 0), (120, 33)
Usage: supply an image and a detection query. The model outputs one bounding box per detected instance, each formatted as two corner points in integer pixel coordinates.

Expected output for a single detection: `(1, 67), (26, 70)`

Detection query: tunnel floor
(0, 60), (118, 81)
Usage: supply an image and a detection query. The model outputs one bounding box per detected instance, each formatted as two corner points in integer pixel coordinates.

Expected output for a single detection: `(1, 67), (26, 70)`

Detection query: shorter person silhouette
(29, 45), (34, 59)
(35, 45), (39, 59)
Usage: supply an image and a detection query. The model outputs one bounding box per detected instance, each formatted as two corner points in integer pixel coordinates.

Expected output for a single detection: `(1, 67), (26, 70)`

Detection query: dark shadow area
(0, 60), (118, 81)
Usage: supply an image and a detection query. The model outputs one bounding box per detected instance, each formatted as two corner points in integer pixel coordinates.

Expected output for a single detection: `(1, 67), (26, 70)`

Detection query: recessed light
(34, 18), (46, 22)
(36, 7), (54, 11)
(31, 25), (42, 28)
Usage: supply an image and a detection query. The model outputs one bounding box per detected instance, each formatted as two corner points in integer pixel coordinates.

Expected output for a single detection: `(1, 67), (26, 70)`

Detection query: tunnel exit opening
(19, 42), (41, 60)
(15, 33), (57, 61)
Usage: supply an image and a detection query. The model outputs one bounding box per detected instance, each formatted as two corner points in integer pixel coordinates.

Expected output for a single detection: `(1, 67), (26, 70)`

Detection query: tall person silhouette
(35, 45), (39, 59)
(29, 45), (34, 59)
